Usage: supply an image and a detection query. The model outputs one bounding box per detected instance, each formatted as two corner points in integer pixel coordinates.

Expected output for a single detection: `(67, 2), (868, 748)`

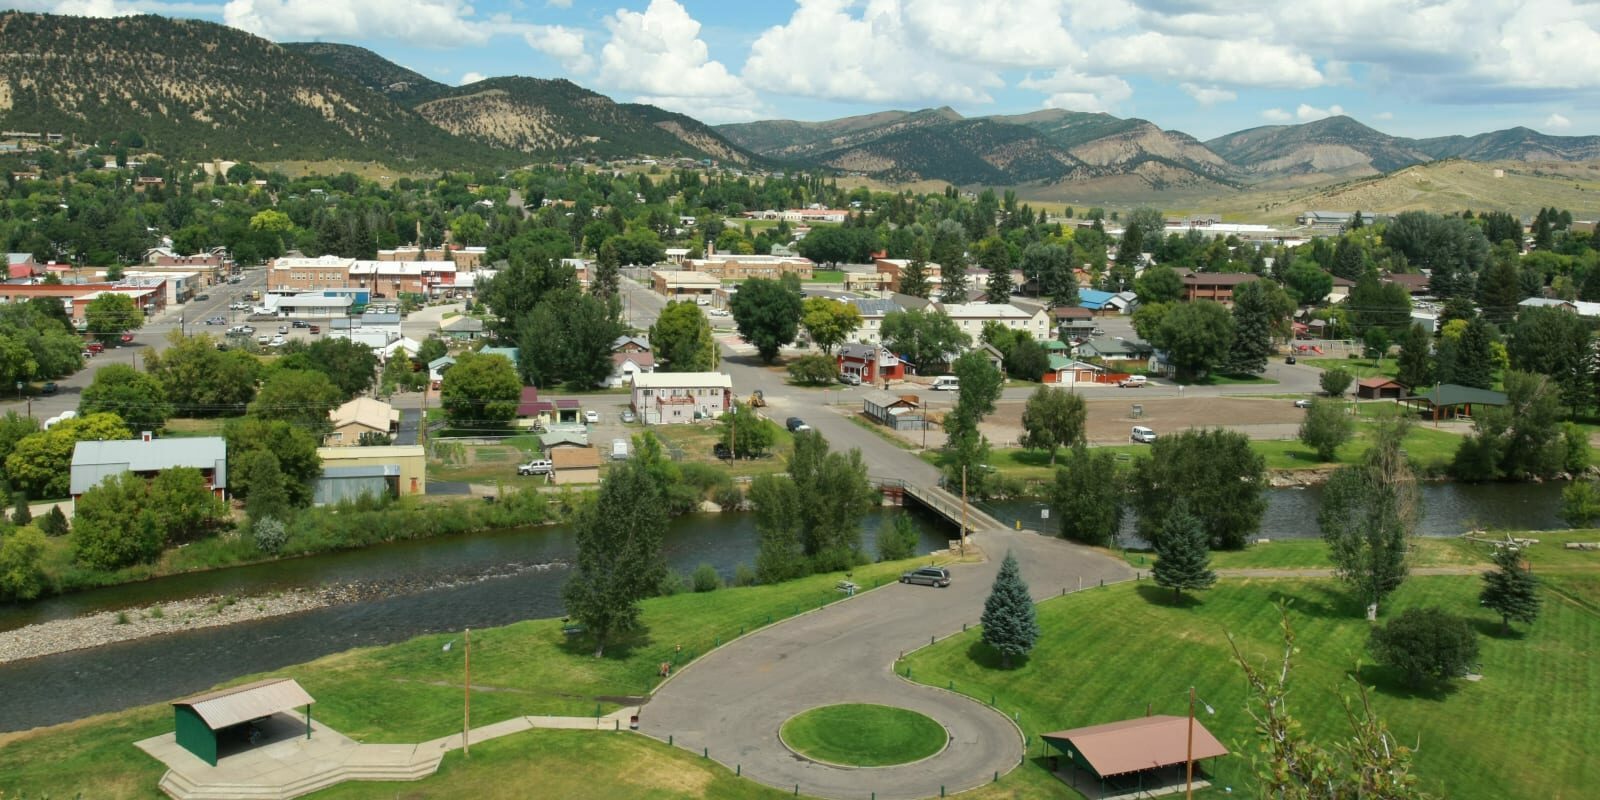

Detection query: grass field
(779, 704), (947, 766)
(1181, 372), (1279, 386)
(0, 555), (957, 798)
(804, 269), (846, 283)
(902, 575), (1600, 799)
(1301, 356), (1400, 380)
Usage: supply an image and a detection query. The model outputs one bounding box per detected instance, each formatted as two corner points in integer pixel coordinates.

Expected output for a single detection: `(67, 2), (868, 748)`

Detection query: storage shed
(172, 678), (316, 766)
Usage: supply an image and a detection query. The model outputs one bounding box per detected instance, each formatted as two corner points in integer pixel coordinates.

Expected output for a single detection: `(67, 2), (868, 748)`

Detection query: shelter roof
(173, 678), (315, 730)
(1042, 715), (1228, 778)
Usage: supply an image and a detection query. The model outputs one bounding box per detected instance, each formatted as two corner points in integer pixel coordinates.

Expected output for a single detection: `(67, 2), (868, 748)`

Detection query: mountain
(1204, 116), (1434, 180)
(414, 77), (755, 164)
(0, 12), (501, 167)
(1415, 127), (1600, 162)
(282, 42), (447, 105)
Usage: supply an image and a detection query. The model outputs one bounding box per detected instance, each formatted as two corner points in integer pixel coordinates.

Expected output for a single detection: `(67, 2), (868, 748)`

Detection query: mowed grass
(1119, 537), (1493, 571)
(1301, 356), (1400, 380)
(0, 555), (957, 798)
(901, 576), (1600, 799)
(780, 704), (947, 766)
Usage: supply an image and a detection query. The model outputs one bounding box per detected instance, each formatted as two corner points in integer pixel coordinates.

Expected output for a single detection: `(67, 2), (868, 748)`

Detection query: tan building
(550, 446), (602, 485)
(874, 258), (942, 295)
(652, 269), (721, 300)
(377, 246), (487, 271)
(324, 397), (400, 447)
(270, 256), (458, 297)
(685, 254), (814, 281)
(316, 445), (427, 497)
(270, 256), (351, 292)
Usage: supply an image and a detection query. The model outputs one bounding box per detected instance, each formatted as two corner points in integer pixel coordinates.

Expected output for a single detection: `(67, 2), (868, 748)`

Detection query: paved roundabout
(639, 527), (1134, 800)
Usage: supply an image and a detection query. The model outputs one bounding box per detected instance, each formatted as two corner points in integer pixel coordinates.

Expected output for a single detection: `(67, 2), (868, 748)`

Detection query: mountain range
(1, 11), (1598, 192)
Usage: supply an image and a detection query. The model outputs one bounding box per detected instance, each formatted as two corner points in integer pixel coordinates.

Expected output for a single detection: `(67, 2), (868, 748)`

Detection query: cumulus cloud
(1260, 108), (1293, 123)
(224, 0), (500, 44)
(524, 25), (591, 73)
(743, 0), (1000, 105)
(1180, 83), (1236, 106)
(597, 0), (745, 98)
(901, 0), (1082, 68)
(1374, 111), (1395, 120)
(1020, 68), (1132, 113)
(459, 72), (486, 85)
(1295, 103), (1344, 122)
(1545, 113), (1572, 130)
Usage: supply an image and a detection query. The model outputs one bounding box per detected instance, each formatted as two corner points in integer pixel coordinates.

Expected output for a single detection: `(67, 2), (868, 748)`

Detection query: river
(0, 508), (952, 732)
(0, 482), (1571, 732)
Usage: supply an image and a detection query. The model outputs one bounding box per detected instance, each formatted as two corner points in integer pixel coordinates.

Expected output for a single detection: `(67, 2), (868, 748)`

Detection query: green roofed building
(1406, 383), (1509, 421)
(172, 678), (315, 766)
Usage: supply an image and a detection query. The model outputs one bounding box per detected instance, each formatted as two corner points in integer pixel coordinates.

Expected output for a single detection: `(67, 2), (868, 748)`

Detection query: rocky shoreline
(0, 589), (337, 664)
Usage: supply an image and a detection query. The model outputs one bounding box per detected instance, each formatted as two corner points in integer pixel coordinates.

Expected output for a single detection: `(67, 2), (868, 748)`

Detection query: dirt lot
(976, 396), (1309, 448)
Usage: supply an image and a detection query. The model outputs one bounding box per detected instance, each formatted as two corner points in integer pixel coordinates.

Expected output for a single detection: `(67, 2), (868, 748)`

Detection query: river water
(0, 508), (952, 732)
(0, 482), (1570, 732)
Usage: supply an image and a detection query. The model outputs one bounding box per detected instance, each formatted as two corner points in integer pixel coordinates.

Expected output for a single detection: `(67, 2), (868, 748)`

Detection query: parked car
(621, 410), (637, 423)
(708, 308), (730, 317)
(257, 335), (271, 345)
(838, 372), (862, 386)
(270, 335), (286, 347)
(713, 442), (732, 460)
(119, 334), (134, 343)
(40, 382), (57, 395)
(278, 325), (289, 334)
(517, 459), (554, 476)
(241, 325), (256, 335)
(309, 325), (320, 334)
(1119, 375), (1147, 388)
(1285, 355), (1297, 365)
(292, 320), (309, 328)
(786, 416), (811, 432)
(900, 567), (951, 587)
(194, 293), (210, 301)
(1294, 399), (1314, 408)
(81, 349), (92, 359)
(86, 342), (104, 354)
(206, 316), (226, 325)
(1131, 425), (1157, 444)
(932, 376), (960, 391)
(1092, 327), (1105, 335)
(584, 409), (600, 424)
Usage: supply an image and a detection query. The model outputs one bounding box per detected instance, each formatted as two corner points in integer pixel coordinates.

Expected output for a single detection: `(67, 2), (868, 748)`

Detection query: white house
(937, 302), (1052, 343)
(631, 372), (733, 425)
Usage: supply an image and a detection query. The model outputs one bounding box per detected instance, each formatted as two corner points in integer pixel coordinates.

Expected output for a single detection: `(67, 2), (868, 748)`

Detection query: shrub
(1561, 479), (1600, 527)
(877, 513), (921, 562)
(253, 516), (288, 555)
(732, 563), (758, 587)
(712, 484), (744, 511)
(691, 563), (721, 592)
(11, 493), (31, 527)
(1320, 367), (1354, 397)
(786, 354), (837, 386)
(1369, 607), (1479, 687)
(1298, 398), (1354, 461)
(0, 525), (48, 601)
(36, 505), (69, 537)
(657, 568), (688, 596)
(680, 462), (731, 494)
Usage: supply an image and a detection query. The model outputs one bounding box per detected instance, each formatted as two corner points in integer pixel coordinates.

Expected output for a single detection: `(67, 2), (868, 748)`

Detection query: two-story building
(837, 342), (905, 384)
(937, 302), (1052, 343)
(631, 372), (732, 424)
(685, 253), (814, 281)
(1180, 272), (1260, 305)
(651, 269), (721, 301)
(874, 258), (943, 296)
(324, 397), (400, 447)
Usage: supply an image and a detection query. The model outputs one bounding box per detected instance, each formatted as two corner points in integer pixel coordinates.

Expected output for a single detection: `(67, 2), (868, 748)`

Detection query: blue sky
(18, 0), (1600, 139)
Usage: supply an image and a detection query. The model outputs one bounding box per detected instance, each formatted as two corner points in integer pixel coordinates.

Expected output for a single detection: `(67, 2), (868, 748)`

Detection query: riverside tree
(1019, 386), (1086, 465)
(1152, 503), (1216, 601)
(980, 551), (1039, 668)
(750, 431), (878, 575)
(561, 458), (668, 657)
(1320, 412), (1419, 619)
(876, 513), (920, 562)
(1050, 447), (1124, 547)
(1131, 428), (1266, 550)
(1298, 398), (1353, 461)
(1480, 546), (1541, 634)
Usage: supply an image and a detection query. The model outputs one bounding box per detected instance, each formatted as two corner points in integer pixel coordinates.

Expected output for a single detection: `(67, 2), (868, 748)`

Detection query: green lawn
(1180, 372), (1279, 386)
(163, 417), (227, 437)
(780, 704), (946, 766)
(0, 555), (959, 798)
(1301, 356), (1400, 380)
(902, 576), (1600, 800)
(803, 269), (846, 283)
(1119, 537), (1492, 571)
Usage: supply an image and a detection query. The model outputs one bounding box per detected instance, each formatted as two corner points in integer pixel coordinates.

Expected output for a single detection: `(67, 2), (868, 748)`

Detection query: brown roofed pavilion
(1042, 715), (1228, 796)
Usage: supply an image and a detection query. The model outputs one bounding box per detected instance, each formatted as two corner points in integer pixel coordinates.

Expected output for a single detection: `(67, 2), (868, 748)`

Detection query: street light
(1186, 685), (1216, 800)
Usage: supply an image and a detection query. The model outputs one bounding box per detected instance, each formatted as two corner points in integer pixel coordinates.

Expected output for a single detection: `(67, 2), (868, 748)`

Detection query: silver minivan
(900, 567), (952, 587)
(1131, 425), (1157, 444)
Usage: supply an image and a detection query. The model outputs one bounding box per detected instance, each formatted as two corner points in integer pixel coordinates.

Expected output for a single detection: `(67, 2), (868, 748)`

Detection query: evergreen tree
(901, 243), (932, 299)
(980, 551), (1039, 668)
(941, 256), (970, 302)
(1330, 237), (1366, 281)
(562, 459), (668, 657)
(1478, 245), (1523, 322)
(1152, 503), (1216, 601)
(985, 259), (1014, 303)
(1480, 546), (1541, 634)
(1226, 280), (1277, 375)
(1437, 318), (1498, 390)
(1395, 323), (1434, 390)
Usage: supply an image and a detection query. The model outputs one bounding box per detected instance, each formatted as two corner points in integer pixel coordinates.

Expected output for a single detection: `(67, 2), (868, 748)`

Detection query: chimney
(141, 431), (153, 442)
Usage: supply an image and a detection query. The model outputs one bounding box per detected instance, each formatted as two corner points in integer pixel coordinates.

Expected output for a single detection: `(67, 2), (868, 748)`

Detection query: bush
(786, 354), (837, 386)
(712, 484), (744, 511)
(0, 525), (49, 601)
(1298, 398), (1354, 461)
(1369, 607), (1479, 687)
(657, 568), (688, 596)
(1320, 367), (1354, 397)
(11, 492), (31, 527)
(876, 513), (920, 562)
(732, 562), (758, 587)
(691, 563), (721, 592)
(36, 505), (69, 537)
(253, 516), (288, 555)
(680, 462), (731, 494)
(1563, 423), (1590, 474)
(1561, 479), (1600, 527)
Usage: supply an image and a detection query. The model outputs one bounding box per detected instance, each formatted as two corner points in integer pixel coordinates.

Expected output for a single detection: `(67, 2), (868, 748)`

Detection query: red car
(120, 333), (134, 343)
(86, 342), (105, 354)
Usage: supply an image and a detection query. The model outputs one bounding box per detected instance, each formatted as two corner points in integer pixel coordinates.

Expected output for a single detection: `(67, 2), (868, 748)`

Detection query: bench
(836, 581), (858, 596)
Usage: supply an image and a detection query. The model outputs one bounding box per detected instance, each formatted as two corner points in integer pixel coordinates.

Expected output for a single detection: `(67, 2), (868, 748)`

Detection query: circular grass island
(779, 704), (948, 767)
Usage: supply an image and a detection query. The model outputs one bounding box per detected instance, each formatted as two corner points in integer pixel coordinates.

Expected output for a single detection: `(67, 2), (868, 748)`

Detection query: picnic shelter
(1042, 715), (1228, 797)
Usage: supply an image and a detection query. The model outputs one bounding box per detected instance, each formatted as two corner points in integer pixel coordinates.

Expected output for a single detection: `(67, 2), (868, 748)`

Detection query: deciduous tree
(1320, 367), (1353, 397)
(79, 363), (172, 433)
(1369, 607), (1478, 688)
(1299, 398), (1354, 461)
(84, 293), (143, 345)
(800, 297), (862, 354)
(730, 277), (803, 363)
(880, 309), (968, 374)
(249, 369), (343, 429)
(649, 301), (716, 372)
(562, 459), (668, 657)
(1050, 447), (1124, 547)
(5, 412), (130, 499)
(876, 512), (920, 562)
(1019, 386), (1086, 465)
(1320, 412), (1418, 619)
(440, 351), (520, 428)
(1151, 300), (1234, 381)
(1132, 428), (1265, 550)
(70, 471), (165, 570)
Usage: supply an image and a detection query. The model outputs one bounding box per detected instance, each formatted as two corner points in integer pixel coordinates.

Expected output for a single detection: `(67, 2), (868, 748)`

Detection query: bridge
(875, 478), (1005, 535)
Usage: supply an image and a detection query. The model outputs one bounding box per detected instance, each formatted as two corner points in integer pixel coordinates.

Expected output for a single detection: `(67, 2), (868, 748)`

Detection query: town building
(937, 302), (1052, 342)
(69, 434), (227, 505)
(685, 253), (814, 281)
(874, 258), (942, 296)
(316, 445), (426, 498)
(631, 372), (732, 424)
(1180, 272), (1261, 305)
(550, 447), (602, 485)
(837, 342), (905, 384)
(324, 397), (400, 447)
(651, 269), (721, 300)
(860, 389), (925, 430)
(269, 256), (457, 298)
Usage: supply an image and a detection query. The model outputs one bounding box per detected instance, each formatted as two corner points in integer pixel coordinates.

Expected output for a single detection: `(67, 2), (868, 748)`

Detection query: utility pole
(463, 627), (472, 757)
(1185, 686), (1196, 800)
(961, 464), (969, 553)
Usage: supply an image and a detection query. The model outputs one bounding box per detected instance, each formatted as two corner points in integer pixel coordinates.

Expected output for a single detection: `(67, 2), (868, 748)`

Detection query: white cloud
(1374, 111), (1394, 121)
(597, 0), (745, 99)
(1091, 32), (1323, 89)
(1545, 113), (1572, 130)
(1260, 108), (1293, 123)
(1295, 103), (1344, 122)
(901, 0), (1082, 68)
(1020, 68), (1131, 113)
(223, 0), (491, 45)
(742, 0), (1001, 105)
(11, 0), (218, 13)
(524, 25), (591, 73)
(1180, 83), (1236, 106)
(544, 0), (570, 6)
(459, 72), (486, 86)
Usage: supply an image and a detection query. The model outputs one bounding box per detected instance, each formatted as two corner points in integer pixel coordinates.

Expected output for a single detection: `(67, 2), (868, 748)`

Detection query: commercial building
(316, 445), (426, 497)
(684, 253), (815, 281)
(874, 258), (942, 296)
(69, 434), (228, 505)
(269, 257), (457, 298)
(938, 302), (1052, 342)
(651, 269), (721, 300)
(1180, 272), (1260, 305)
(631, 372), (733, 424)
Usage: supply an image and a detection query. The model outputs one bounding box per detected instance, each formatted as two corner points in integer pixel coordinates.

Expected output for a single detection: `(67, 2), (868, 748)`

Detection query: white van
(932, 376), (960, 391)
(1131, 426), (1157, 444)
(1119, 375), (1147, 388)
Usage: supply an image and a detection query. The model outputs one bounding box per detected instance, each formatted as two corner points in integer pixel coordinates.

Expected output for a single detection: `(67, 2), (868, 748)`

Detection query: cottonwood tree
(562, 459), (668, 657)
(1320, 412), (1419, 619)
(249, 369), (342, 429)
(730, 276), (803, 363)
(751, 432), (878, 575)
(880, 309), (968, 374)
(79, 363), (172, 433)
(650, 301), (717, 372)
(750, 474), (806, 583)
(1298, 398), (1353, 461)
(84, 293), (142, 344)
(1452, 371), (1569, 481)
(440, 351), (520, 428)
(800, 297), (861, 354)
(1131, 428), (1266, 550)
(947, 349), (1004, 438)
(1050, 447), (1124, 547)
(1480, 546), (1541, 635)
(1151, 300), (1234, 380)
(1508, 306), (1592, 412)
(1019, 386), (1086, 465)
(876, 513), (920, 562)
(981, 551), (1039, 668)
(1151, 503), (1216, 601)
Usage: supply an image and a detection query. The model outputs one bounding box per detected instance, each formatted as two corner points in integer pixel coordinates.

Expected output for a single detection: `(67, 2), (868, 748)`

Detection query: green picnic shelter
(172, 678), (316, 766)
(1405, 383), (1509, 421)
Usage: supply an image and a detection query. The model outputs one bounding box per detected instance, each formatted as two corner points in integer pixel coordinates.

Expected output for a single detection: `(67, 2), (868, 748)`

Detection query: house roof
(441, 315), (485, 332)
(479, 346), (519, 366)
(613, 351), (656, 368)
(839, 342), (894, 361)
(329, 397), (397, 431)
(1382, 272), (1430, 292)
(551, 447), (602, 469)
(1048, 355), (1103, 371)
(1042, 715), (1228, 778)
(632, 372), (732, 390)
(849, 298), (902, 317)
(1358, 376), (1405, 389)
(861, 388), (918, 408)
(1053, 306), (1095, 320)
(70, 436), (227, 496)
(1180, 271), (1261, 287)
(1078, 289), (1117, 309)
(1078, 337), (1152, 357)
(612, 335), (651, 351)
(541, 431), (590, 448)
(173, 678), (316, 731)
(1519, 297), (1575, 309)
(1414, 383), (1509, 407)
(428, 355), (456, 371)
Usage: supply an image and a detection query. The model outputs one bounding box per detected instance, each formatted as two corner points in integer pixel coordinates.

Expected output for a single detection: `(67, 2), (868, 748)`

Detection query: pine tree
(986, 262), (1014, 303)
(980, 551), (1039, 668)
(901, 253), (931, 299)
(1226, 281), (1276, 375)
(1480, 546), (1541, 634)
(1152, 504), (1217, 601)
(1395, 322), (1434, 390)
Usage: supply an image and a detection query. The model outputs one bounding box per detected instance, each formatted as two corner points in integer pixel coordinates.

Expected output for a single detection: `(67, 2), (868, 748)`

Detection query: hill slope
(282, 42), (447, 105)
(413, 77), (754, 163)
(0, 12), (502, 167)
(1205, 116), (1434, 181)
(1415, 127), (1600, 162)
